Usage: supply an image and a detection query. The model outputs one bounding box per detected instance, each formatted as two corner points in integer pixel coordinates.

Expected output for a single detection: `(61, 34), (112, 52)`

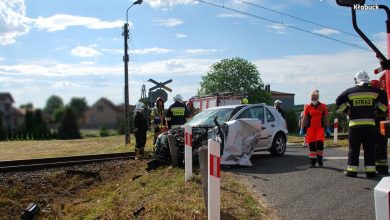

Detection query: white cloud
(52, 81), (87, 88)
(217, 13), (248, 18)
(0, 58), (215, 77)
(146, 0), (195, 8)
(253, 49), (380, 104)
(71, 46), (102, 57)
(130, 47), (174, 55)
(33, 14), (125, 32)
(267, 23), (287, 31)
(0, 0), (30, 45)
(155, 18), (183, 27)
(175, 33), (187, 38)
(101, 48), (123, 55)
(80, 61), (95, 65)
(185, 49), (218, 55)
(312, 28), (340, 36)
(267, 23), (288, 34)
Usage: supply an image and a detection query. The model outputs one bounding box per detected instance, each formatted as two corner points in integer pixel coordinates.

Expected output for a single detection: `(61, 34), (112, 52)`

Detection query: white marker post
(374, 177), (390, 220)
(334, 118), (338, 145)
(208, 139), (220, 220)
(185, 124), (192, 181)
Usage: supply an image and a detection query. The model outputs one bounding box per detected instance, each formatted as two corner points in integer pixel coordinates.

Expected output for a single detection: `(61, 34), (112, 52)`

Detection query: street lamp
(123, 0), (142, 145)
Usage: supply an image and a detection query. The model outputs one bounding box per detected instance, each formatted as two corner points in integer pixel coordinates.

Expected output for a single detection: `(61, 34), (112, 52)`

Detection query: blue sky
(0, 0), (388, 108)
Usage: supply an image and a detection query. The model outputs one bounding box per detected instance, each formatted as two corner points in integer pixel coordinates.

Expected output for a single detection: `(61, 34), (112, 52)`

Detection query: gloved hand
(299, 128), (305, 136)
(325, 126), (331, 137)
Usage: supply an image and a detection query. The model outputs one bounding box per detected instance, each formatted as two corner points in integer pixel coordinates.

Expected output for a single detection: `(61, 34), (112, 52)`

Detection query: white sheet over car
(221, 119), (262, 166)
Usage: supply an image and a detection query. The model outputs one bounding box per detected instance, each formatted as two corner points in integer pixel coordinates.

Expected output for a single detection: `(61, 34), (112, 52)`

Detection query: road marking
(324, 156), (364, 160)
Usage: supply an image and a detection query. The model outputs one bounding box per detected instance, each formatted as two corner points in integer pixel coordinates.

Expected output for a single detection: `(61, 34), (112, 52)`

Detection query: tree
(58, 107), (81, 140)
(20, 103), (33, 109)
(44, 95), (64, 115)
(0, 112), (4, 140)
(24, 110), (34, 138)
(69, 97), (88, 120)
(198, 57), (272, 104)
(33, 109), (48, 139)
(53, 107), (66, 123)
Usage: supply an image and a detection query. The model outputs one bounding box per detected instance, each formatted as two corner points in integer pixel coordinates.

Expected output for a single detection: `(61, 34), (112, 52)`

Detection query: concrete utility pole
(123, 0), (143, 145)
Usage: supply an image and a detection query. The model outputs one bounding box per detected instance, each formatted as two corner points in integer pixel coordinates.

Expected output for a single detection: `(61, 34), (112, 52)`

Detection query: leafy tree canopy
(44, 95), (64, 115)
(198, 57), (271, 104)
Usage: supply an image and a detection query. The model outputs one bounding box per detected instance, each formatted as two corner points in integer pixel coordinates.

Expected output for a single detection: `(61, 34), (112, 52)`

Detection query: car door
(263, 107), (277, 146)
(250, 105), (271, 148)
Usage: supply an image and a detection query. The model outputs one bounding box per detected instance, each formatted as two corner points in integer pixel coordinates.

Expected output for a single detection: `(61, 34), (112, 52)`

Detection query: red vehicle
(189, 94), (246, 111)
(337, 0), (390, 136)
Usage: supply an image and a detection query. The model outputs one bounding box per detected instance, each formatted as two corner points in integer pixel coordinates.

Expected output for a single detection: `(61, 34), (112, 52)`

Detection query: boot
(377, 165), (389, 175)
(140, 149), (144, 159)
(135, 149), (140, 160)
(309, 158), (317, 168)
(366, 172), (379, 178)
(317, 156), (323, 167)
(345, 170), (357, 178)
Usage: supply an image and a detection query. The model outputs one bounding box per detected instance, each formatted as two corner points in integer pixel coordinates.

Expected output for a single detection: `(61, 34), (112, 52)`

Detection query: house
(82, 97), (134, 129)
(0, 93), (24, 131)
(271, 91), (295, 110)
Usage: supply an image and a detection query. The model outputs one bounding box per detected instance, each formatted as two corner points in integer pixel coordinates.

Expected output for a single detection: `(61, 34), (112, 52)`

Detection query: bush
(99, 126), (110, 137)
(285, 109), (299, 133)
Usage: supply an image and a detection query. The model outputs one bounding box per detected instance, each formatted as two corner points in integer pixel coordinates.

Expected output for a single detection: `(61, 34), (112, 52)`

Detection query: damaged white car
(149, 104), (288, 168)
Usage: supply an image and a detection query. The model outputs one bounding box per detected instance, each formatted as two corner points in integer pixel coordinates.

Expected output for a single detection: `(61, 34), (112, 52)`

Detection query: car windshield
(186, 107), (235, 127)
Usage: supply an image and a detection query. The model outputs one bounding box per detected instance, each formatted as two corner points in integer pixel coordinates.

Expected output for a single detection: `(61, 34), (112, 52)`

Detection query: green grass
(0, 133), (155, 161)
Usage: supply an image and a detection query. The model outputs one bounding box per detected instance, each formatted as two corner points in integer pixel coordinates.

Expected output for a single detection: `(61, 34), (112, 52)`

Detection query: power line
(196, 0), (371, 51)
(244, 0), (360, 38)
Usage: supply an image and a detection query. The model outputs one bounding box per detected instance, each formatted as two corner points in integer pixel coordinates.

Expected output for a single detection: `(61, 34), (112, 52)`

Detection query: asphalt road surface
(234, 143), (385, 220)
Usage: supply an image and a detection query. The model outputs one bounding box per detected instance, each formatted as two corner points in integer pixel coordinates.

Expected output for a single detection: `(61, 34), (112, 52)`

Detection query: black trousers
(135, 131), (147, 150)
(375, 127), (388, 173)
(348, 126), (376, 167)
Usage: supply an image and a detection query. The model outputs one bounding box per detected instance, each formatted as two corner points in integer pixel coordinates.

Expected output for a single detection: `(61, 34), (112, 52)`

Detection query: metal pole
(123, 22), (130, 145)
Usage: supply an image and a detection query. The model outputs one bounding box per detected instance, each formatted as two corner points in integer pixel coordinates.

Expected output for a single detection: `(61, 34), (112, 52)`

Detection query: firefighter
(336, 71), (388, 178)
(186, 100), (199, 118)
(300, 90), (331, 168)
(370, 79), (389, 175)
(133, 102), (147, 159)
(274, 100), (285, 119)
(166, 94), (190, 129)
(150, 97), (167, 144)
(241, 97), (249, 104)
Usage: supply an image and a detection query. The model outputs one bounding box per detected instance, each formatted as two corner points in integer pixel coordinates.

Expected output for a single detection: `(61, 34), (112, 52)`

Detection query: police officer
(336, 70), (388, 178)
(166, 94), (190, 129)
(370, 80), (389, 175)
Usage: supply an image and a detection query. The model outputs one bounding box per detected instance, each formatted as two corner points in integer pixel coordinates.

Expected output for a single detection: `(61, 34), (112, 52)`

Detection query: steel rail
(0, 152), (135, 173)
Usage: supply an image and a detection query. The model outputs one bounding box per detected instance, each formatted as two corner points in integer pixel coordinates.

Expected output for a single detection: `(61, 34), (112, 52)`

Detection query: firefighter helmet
(274, 99), (282, 106)
(354, 70), (370, 85)
(135, 102), (144, 111)
(173, 94), (183, 102)
(156, 96), (164, 103)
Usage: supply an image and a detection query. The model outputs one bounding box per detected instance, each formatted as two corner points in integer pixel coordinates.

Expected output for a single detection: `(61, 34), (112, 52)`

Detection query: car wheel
(270, 133), (286, 157)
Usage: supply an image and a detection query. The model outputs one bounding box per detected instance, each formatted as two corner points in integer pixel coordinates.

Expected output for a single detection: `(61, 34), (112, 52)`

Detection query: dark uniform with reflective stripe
(375, 94), (389, 175)
(336, 83), (388, 177)
(166, 101), (190, 129)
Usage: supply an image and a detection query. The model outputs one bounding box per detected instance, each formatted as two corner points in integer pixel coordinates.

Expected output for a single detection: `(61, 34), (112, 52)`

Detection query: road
(234, 144), (384, 220)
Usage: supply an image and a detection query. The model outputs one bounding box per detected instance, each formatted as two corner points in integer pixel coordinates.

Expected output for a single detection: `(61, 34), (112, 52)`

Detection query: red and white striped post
(208, 139), (220, 220)
(333, 118), (338, 144)
(185, 124), (192, 181)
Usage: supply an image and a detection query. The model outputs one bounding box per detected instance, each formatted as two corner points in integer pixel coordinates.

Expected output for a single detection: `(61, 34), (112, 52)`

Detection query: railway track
(0, 152), (135, 172)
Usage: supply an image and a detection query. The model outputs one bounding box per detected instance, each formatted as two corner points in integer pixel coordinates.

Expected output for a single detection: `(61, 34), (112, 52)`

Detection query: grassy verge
(288, 135), (349, 149)
(0, 133), (155, 161)
(0, 160), (274, 220)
